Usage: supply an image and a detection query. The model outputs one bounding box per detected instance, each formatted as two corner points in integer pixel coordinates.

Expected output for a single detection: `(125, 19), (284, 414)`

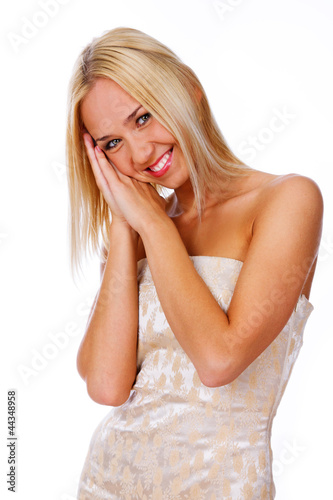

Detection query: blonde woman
(67, 27), (323, 499)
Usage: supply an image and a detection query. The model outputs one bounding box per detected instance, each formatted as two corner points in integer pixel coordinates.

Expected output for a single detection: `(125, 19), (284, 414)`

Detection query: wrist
(109, 219), (139, 242)
(106, 220), (139, 262)
(139, 214), (175, 247)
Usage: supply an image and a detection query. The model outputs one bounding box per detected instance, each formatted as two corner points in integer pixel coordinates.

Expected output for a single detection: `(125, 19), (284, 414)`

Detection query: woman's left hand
(90, 138), (169, 233)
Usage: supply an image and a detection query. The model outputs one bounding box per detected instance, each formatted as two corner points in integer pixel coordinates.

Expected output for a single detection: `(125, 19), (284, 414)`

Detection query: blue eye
(106, 138), (121, 150)
(104, 113), (151, 151)
(137, 113), (151, 126)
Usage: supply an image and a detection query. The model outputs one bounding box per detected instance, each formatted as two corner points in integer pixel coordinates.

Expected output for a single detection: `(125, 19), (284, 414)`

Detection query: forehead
(80, 78), (140, 136)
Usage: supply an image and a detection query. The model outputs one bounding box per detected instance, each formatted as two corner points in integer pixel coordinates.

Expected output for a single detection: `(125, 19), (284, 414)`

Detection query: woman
(67, 27), (323, 499)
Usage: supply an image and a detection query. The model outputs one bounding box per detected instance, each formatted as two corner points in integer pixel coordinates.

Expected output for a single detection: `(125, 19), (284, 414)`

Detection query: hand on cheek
(82, 133), (168, 233)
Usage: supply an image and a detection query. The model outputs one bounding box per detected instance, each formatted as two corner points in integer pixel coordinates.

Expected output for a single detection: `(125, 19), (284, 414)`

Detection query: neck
(169, 169), (256, 219)
(170, 179), (224, 219)
(172, 179), (196, 215)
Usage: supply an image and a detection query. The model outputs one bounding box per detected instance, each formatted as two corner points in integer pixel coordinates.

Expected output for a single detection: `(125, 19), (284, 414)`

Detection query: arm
(138, 175), (323, 386)
(77, 134), (141, 406)
(77, 221), (139, 406)
(89, 145), (323, 388)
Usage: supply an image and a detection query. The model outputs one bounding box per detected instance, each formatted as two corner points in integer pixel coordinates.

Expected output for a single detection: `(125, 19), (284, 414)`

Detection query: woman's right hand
(83, 132), (129, 226)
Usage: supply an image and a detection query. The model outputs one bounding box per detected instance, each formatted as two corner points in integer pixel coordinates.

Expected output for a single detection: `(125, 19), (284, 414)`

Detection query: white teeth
(150, 150), (171, 172)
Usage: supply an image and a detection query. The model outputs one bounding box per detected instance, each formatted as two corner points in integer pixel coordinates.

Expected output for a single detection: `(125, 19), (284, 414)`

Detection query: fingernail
(95, 145), (102, 153)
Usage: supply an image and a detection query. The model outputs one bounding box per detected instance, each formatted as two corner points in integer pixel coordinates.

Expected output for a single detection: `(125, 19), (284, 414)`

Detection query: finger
(94, 145), (120, 186)
(83, 132), (95, 151)
(83, 133), (99, 170)
(110, 163), (145, 187)
(83, 134), (111, 192)
(82, 134), (113, 188)
(111, 164), (130, 183)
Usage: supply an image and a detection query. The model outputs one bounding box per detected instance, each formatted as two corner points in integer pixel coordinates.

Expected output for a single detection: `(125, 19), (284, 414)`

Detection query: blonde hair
(66, 27), (250, 276)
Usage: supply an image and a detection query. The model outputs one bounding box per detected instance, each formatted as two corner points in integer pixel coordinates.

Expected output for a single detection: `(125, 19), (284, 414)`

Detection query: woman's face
(81, 78), (190, 189)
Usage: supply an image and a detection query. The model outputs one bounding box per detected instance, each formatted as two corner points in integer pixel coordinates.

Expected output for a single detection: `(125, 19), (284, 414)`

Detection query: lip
(146, 148), (173, 178)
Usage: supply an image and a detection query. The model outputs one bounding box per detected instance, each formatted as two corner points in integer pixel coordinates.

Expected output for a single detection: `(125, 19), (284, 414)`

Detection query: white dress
(77, 256), (313, 499)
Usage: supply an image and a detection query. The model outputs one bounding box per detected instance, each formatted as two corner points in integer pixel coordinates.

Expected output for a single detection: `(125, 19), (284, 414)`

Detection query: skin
(77, 78), (323, 406)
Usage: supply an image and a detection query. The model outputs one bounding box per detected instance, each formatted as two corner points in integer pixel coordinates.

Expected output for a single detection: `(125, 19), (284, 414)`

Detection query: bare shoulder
(257, 173), (323, 220)
(236, 172), (323, 301)
(250, 173), (323, 284)
(270, 172), (322, 194)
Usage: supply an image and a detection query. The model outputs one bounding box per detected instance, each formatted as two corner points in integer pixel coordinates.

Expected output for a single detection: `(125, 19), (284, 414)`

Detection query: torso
(137, 170), (316, 299)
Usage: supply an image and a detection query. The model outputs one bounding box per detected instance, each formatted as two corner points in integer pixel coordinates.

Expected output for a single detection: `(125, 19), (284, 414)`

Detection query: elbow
(197, 354), (241, 388)
(76, 349), (133, 406)
(86, 376), (132, 407)
(77, 350), (136, 406)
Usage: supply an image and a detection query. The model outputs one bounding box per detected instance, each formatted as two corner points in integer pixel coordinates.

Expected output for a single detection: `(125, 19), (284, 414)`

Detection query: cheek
(105, 150), (131, 175)
(151, 120), (175, 141)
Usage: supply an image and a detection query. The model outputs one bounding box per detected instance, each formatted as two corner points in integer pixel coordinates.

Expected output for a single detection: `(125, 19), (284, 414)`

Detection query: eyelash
(105, 112), (152, 151)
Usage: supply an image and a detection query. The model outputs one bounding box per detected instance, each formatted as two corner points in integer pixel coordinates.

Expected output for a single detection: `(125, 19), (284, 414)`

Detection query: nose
(129, 138), (154, 167)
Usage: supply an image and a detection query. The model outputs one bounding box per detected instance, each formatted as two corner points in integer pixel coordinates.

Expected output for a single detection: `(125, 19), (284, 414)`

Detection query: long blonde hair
(66, 27), (249, 276)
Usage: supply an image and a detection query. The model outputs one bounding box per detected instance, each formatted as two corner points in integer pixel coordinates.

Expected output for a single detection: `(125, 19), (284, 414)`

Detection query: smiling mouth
(146, 148), (173, 173)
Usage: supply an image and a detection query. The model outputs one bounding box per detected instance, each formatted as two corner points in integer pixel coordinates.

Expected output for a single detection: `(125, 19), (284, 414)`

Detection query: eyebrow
(96, 105), (143, 142)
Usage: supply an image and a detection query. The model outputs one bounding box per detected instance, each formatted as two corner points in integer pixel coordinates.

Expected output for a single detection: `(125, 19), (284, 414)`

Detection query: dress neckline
(137, 255), (313, 310)
(138, 255), (244, 265)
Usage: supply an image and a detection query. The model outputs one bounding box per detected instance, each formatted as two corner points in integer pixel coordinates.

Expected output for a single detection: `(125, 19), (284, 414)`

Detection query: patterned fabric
(77, 256), (313, 499)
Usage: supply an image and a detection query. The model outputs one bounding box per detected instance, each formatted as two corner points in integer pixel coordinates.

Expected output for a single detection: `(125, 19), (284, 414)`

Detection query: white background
(1, 0), (332, 498)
